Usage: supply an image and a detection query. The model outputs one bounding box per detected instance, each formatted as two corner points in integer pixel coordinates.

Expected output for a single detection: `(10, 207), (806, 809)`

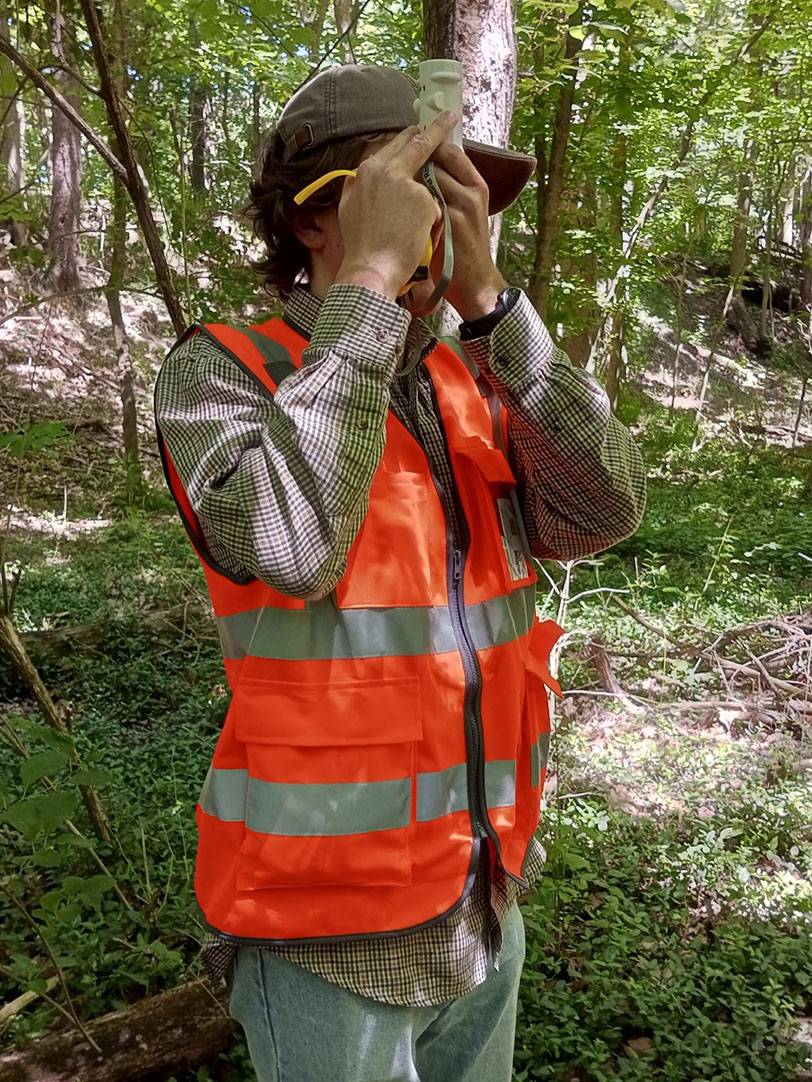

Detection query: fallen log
(15, 602), (215, 659)
(0, 978), (234, 1082)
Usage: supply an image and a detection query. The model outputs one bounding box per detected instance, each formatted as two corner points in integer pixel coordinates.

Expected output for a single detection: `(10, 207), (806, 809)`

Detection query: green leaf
(68, 768), (116, 787)
(0, 421), (73, 458)
(55, 833), (96, 849)
(19, 722), (75, 756)
(21, 749), (70, 786)
(79, 874), (116, 906)
(2, 791), (78, 840)
(31, 848), (65, 868)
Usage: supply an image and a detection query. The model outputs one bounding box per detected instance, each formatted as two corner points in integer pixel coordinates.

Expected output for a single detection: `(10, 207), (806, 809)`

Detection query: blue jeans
(227, 901), (526, 1082)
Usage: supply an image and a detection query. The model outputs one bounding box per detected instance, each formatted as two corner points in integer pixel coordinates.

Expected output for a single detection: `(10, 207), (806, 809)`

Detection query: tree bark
(800, 156), (812, 309)
(108, 0), (142, 493)
(45, 4), (82, 293)
(188, 20), (206, 193)
(759, 184), (773, 345)
(333, 0), (360, 63)
(298, 0), (330, 64)
(251, 79), (261, 159)
(423, 0), (517, 338)
(604, 123), (628, 411)
(0, 15), (28, 245)
(527, 20), (581, 322)
(0, 22), (184, 332)
(78, 0), (186, 333)
(0, 979), (233, 1082)
(730, 137), (757, 288)
(782, 154), (795, 247)
(559, 178), (598, 366)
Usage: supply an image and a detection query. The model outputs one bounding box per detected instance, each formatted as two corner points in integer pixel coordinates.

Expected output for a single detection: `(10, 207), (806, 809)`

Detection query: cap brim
(462, 139), (536, 215)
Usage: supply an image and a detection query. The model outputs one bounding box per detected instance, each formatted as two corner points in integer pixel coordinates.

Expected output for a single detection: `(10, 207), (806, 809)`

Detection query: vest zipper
(450, 542), (487, 841)
(423, 374), (528, 890)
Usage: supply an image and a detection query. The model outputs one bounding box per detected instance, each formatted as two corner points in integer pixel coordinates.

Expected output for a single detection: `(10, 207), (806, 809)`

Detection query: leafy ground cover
(1, 402), (811, 1080)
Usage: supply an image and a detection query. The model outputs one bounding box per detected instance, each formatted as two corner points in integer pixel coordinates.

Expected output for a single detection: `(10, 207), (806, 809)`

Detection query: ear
(291, 204), (335, 253)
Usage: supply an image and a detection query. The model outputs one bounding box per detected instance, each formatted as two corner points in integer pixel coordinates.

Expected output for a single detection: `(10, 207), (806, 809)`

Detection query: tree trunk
(527, 21), (581, 321)
(109, 0), (142, 495)
(791, 375), (807, 449)
(334, 0), (360, 63)
(0, 15), (28, 245)
(759, 184), (773, 345)
(669, 248), (690, 413)
(604, 105), (628, 411)
(188, 21), (206, 193)
(559, 178), (598, 366)
(45, 5), (82, 293)
(251, 79), (261, 159)
(800, 156), (812, 309)
(782, 154), (795, 247)
(424, 0), (517, 339)
(298, 0), (330, 64)
(77, 0), (186, 333)
(730, 138), (757, 288)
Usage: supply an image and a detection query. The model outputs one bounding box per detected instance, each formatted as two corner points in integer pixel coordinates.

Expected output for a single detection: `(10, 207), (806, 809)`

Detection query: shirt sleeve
(457, 288), (647, 561)
(152, 283), (411, 598)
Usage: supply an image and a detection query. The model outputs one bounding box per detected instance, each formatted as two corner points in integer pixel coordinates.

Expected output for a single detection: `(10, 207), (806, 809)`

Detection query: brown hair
(241, 125), (399, 303)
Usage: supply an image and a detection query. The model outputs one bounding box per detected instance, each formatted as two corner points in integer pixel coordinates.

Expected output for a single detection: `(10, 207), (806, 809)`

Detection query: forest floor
(1, 265), (811, 1080)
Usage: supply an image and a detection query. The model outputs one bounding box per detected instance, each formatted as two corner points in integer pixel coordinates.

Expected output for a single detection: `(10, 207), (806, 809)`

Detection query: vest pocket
(334, 471), (445, 608)
(230, 674), (422, 890)
(452, 435), (536, 592)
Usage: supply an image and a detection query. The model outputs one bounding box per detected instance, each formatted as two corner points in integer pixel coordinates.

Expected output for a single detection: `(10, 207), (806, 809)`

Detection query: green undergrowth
(1, 408), (811, 1079)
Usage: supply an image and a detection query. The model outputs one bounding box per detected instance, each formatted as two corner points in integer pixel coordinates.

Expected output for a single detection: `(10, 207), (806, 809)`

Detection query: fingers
(368, 124), (420, 165)
(397, 113), (459, 175)
(430, 161), (486, 209)
(430, 141), (488, 193)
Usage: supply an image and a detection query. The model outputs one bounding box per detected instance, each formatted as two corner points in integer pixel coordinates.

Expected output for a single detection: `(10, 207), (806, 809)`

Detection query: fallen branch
(0, 978), (233, 1082)
(0, 978), (59, 1027)
(586, 635), (645, 715)
(612, 599), (809, 698)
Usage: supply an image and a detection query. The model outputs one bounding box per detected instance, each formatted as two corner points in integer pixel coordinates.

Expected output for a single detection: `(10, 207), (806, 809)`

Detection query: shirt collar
(282, 282), (438, 369)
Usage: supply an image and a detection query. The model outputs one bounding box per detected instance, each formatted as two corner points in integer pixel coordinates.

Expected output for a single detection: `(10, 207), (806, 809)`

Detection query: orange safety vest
(155, 315), (564, 945)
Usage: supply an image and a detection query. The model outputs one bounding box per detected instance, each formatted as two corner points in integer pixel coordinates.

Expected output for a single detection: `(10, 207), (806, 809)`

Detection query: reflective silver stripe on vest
(530, 732), (551, 789)
(485, 759), (516, 808)
(199, 765), (247, 821)
(217, 582), (537, 661)
(417, 763), (467, 821)
(247, 776), (410, 837)
(199, 766), (410, 836)
(200, 759), (517, 835)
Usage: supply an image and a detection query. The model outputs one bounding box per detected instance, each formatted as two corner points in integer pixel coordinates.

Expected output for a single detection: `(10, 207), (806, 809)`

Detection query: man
(153, 63), (646, 1082)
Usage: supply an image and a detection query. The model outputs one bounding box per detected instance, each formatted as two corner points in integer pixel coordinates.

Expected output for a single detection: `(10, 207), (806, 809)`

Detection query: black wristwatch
(459, 287), (518, 340)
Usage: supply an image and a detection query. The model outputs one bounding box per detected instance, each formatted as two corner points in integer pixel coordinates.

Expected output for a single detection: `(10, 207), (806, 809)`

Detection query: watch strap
(459, 287), (518, 339)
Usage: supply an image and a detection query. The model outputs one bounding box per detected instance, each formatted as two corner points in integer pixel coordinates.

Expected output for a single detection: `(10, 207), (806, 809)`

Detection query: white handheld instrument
(413, 59), (464, 149)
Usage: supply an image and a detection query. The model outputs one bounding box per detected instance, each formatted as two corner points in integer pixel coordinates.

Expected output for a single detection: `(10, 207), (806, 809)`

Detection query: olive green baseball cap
(276, 63), (536, 216)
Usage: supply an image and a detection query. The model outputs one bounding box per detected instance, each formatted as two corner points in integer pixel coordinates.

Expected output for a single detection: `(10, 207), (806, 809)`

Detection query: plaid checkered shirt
(152, 280), (646, 1006)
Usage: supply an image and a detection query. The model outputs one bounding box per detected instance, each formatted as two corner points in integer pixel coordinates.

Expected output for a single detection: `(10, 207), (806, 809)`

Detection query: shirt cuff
(308, 282), (412, 367)
(459, 288), (552, 393)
